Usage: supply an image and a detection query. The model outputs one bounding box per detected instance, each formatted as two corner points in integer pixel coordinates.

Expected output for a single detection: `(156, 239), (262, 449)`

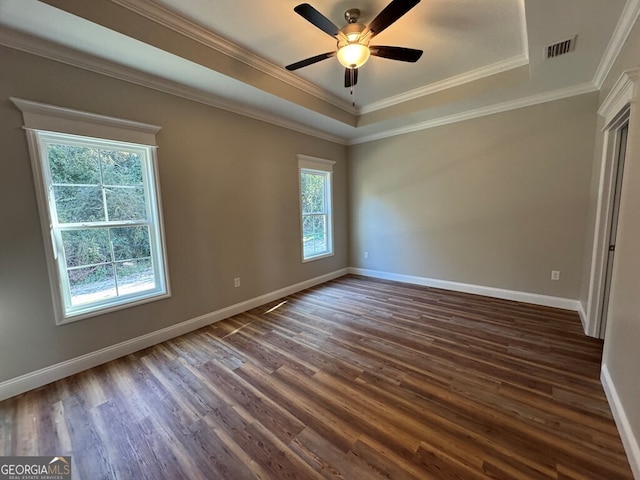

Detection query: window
(298, 155), (335, 261)
(12, 98), (170, 324)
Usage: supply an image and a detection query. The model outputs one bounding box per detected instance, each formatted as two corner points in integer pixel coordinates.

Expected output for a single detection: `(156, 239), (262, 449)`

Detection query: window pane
(68, 264), (116, 306)
(110, 226), (151, 261)
(116, 258), (155, 296)
(53, 186), (105, 223)
(101, 150), (143, 186)
(61, 229), (111, 268)
(301, 172), (325, 214)
(303, 214), (327, 257)
(106, 187), (147, 221)
(48, 144), (100, 184)
(28, 124), (169, 321)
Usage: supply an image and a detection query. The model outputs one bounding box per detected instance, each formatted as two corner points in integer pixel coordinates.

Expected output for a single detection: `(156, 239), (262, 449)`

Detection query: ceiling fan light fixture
(286, 1), (424, 95)
(337, 42), (370, 68)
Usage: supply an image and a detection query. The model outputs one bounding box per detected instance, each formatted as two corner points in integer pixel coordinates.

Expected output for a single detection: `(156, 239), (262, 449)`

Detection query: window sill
(56, 290), (171, 325)
(302, 252), (334, 263)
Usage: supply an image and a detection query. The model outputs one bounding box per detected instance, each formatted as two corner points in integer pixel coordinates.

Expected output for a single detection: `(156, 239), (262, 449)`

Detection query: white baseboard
(349, 267), (580, 311)
(0, 268), (349, 401)
(577, 301), (589, 333)
(601, 364), (640, 479)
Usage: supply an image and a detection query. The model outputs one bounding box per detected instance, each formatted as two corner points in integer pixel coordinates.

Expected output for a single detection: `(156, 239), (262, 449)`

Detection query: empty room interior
(1, 0), (640, 478)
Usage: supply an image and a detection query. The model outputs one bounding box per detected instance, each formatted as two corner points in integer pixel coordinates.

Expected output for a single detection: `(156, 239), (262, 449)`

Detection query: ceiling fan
(285, 0), (423, 91)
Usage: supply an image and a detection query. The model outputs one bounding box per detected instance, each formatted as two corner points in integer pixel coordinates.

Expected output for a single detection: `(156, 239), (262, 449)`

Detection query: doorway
(597, 114), (629, 339)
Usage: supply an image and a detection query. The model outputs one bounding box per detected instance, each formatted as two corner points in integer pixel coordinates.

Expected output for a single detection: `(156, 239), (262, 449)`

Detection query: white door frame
(585, 68), (640, 338)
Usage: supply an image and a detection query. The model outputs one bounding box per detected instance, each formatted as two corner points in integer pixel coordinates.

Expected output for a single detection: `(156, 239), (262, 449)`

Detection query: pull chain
(350, 68), (356, 107)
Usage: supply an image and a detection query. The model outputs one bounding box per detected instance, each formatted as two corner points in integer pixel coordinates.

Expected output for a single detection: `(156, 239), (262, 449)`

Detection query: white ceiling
(0, 0), (635, 144)
(153, 0), (527, 106)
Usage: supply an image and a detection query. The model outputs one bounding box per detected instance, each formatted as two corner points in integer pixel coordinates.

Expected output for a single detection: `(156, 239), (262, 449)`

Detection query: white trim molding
(0, 24), (598, 147)
(298, 155), (335, 263)
(349, 268), (580, 311)
(599, 69), (640, 120)
(577, 301), (589, 332)
(350, 82), (598, 145)
(360, 54), (530, 114)
(593, 0), (640, 89)
(601, 364), (640, 479)
(585, 68), (640, 337)
(11, 97), (161, 145)
(0, 27), (348, 146)
(517, 0), (529, 63)
(110, 0), (354, 114)
(0, 268), (348, 401)
(12, 97), (172, 325)
(297, 154), (336, 172)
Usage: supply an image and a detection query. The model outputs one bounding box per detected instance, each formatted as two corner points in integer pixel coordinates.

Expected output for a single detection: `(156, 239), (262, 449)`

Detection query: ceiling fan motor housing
(344, 8), (361, 23)
(340, 23), (367, 44)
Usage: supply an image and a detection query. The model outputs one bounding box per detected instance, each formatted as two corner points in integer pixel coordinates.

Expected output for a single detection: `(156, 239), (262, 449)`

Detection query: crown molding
(593, 0), (640, 89)
(359, 54), (530, 114)
(350, 82), (597, 145)
(0, 26), (599, 147)
(0, 27), (348, 145)
(598, 67), (640, 120)
(109, 0), (355, 114)
(518, 0), (529, 64)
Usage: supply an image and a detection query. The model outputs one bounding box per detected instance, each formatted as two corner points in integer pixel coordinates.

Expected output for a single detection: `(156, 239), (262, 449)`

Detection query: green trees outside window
(47, 142), (157, 306)
(300, 168), (332, 260)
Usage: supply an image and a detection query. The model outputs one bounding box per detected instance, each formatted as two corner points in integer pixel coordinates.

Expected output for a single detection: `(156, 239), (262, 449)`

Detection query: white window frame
(297, 154), (335, 262)
(11, 98), (171, 324)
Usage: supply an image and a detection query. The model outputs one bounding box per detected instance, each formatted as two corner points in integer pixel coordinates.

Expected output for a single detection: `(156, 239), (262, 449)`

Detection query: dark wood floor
(0, 275), (633, 479)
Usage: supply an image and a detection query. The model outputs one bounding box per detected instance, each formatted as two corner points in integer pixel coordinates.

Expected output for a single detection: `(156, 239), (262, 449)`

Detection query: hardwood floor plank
(60, 389), (119, 479)
(350, 437), (431, 480)
(236, 362), (361, 453)
(290, 426), (392, 480)
(274, 364), (422, 453)
(0, 275), (633, 479)
(186, 359), (306, 444)
(200, 415), (272, 480)
(142, 412), (208, 480)
(89, 402), (150, 479)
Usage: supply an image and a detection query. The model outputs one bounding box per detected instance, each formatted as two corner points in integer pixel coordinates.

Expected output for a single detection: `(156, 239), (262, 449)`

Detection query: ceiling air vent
(545, 36), (576, 59)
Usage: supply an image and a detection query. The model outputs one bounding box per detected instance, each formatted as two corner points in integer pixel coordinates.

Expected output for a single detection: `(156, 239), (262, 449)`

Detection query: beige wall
(349, 93), (598, 299)
(0, 46), (348, 382)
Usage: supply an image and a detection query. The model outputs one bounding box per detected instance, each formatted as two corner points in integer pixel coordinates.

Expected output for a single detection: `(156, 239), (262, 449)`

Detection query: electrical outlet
(364, 251), (369, 259)
(234, 277), (241, 288)
(551, 270), (560, 281)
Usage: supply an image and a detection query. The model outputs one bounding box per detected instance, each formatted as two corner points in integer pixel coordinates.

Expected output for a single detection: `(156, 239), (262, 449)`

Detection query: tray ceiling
(0, 0), (634, 143)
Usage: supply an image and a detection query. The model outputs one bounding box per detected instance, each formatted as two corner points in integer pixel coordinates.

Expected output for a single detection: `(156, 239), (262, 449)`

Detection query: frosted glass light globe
(337, 43), (370, 68)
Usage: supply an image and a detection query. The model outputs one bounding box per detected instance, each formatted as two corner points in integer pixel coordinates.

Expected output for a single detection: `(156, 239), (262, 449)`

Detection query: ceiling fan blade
(344, 68), (358, 88)
(294, 3), (340, 38)
(365, 0), (420, 37)
(370, 46), (423, 62)
(286, 52), (336, 71)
